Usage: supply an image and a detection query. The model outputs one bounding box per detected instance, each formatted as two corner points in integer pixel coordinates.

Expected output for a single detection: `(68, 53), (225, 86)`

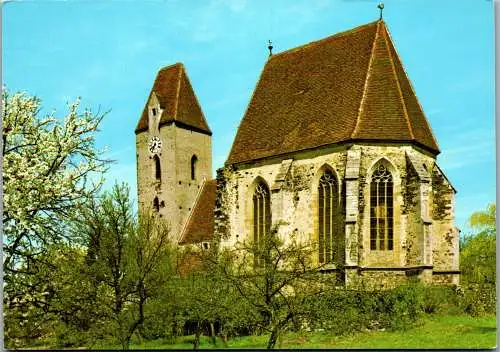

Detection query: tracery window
(318, 170), (340, 263)
(253, 181), (271, 266)
(154, 155), (161, 181)
(191, 155), (198, 180)
(370, 163), (393, 250)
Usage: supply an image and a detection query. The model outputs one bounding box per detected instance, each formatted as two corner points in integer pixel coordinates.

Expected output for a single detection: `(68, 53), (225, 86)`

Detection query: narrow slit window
(154, 154), (161, 181)
(253, 181), (271, 267)
(191, 155), (198, 180)
(318, 170), (339, 264)
(370, 163), (393, 251)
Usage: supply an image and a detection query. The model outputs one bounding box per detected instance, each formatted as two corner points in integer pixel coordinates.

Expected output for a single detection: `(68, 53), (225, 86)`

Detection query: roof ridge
(180, 66), (212, 134)
(382, 22), (414, 140)
(226, 60), (269, 164)
(159, 62), (183, 72)
(351, 20), (381, 138)
(173, 63), (183, 121)
(383, 25), (440, 150)
(178, 177), (207, 244)
(269, 20), (379, 61)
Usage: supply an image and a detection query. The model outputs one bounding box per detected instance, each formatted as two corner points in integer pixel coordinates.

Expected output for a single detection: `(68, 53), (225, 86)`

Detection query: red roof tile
(178, 179), (216, 245)
(135, 63), (212, 135)
(226, 21), (439, 165)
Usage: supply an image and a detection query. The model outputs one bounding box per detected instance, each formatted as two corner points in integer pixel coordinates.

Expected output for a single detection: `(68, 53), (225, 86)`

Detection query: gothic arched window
(318, 170), (340, 264)
(253, 181), (271, 265)
(191, 155), (198, 180)
(154, 155), (161, 181)
(370, 163), (393, 250)
(153, 196), (160, 213)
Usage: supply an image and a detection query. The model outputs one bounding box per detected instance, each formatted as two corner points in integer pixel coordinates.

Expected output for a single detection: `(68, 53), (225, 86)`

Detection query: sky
(3, 0), (495, 233)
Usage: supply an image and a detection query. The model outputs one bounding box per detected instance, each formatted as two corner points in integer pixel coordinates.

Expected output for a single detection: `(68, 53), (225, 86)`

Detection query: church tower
(135, 63), (212, 239)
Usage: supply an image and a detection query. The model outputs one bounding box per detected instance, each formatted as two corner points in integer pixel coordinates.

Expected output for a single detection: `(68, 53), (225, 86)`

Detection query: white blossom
(2, 88), (110, 270)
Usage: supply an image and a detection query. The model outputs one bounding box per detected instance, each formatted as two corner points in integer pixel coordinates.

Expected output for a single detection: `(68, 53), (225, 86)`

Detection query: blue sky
(3, 0), (495, 233)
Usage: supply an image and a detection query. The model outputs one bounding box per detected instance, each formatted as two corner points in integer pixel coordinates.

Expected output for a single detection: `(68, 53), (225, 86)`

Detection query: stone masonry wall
(219, 145), (348, 260)
(215, 143), (458, 287)
(136, 120), (212, 240)
(357, 145), (435, 268)
(431, 165), (459, 273)
(405, 156), (423, 266)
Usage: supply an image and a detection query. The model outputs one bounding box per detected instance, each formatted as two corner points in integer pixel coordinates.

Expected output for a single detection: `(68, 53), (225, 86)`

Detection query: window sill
(319, 263), (338, 271)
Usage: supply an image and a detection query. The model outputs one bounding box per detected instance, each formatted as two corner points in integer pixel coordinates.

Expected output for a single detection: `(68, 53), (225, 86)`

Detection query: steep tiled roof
(135, 63), (212, 135)
(178, 179), (216, 245)
(227, 20), (439, 165)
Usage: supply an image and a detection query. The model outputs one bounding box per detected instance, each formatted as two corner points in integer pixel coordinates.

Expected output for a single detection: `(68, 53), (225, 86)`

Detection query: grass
(88, 314), (496, 350)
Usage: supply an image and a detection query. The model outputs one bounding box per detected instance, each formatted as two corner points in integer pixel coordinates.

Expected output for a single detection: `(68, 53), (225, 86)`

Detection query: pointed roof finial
(377, 2), (384, 20)
(268, 40), (273, 57)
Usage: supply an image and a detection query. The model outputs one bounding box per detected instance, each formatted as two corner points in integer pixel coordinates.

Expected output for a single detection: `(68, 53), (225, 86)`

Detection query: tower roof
(226, 20), (439, 165)
(135, 63), (212, 135)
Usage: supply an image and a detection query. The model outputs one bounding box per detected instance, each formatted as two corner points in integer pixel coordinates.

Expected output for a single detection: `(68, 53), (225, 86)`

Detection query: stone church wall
(405, 156), (423, 266)
(431, 165), (459, 283)
(214, 143), (458, 287)
(136, 124), (212, 239)
(217, 145), (348, 252)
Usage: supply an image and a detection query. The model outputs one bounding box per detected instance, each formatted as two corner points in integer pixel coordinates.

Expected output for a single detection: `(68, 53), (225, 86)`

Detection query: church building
(135, 18), (459, 287)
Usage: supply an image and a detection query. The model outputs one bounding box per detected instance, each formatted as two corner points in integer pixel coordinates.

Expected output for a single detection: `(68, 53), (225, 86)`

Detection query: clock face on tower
(148, 136), (162, 154)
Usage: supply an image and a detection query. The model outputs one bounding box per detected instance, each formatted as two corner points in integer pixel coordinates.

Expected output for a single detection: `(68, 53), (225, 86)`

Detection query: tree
(2, 89), (109, 274)
(120, 210), (175, 349)
(460, 203), (496, 284)
(468, 203), (496, 235)
(73, 183), (175, 349)
(216, 227), (332, 349)
(2, 89), (109, 348)
(172, 247), (258, 349)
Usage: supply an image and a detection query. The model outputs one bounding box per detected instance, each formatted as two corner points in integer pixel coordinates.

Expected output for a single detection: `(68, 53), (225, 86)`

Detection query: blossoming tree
(2, 88), (109, 273)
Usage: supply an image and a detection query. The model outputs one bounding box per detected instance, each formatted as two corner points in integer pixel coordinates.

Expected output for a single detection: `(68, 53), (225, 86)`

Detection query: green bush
(459, 284), (496, 316)
(306, 284), (427, 335)
(54, 324), (89, 348)
(420, 285), (459, 314)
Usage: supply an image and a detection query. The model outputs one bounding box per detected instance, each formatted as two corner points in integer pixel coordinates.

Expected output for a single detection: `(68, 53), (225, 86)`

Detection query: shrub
(420, 285), (459, 314)
(459, 284), (496, 316)
(306, 284), (426, 335)
(54, 324), (89, 348)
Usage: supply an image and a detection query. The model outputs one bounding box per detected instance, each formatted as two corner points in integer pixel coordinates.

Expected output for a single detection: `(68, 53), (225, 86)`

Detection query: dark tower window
(154, 154), (161, 181)
(318, 170), (340, 264)
(191, 155), (198, 180)
(370, 163), (393, 250)
(253, 181), (271, 267)
(152, 108), (157, 116)
(153, 197), (160, 212)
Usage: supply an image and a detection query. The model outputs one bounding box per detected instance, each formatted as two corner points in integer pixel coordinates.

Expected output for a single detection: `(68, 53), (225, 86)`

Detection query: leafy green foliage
(457, 203), (496, 317)
(458, 284), (496, 316)
(307, 284), (427, 336)
(419, 285), (459, 314)
(460, 204), (496, 285)
(209, 226), (333, 349)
